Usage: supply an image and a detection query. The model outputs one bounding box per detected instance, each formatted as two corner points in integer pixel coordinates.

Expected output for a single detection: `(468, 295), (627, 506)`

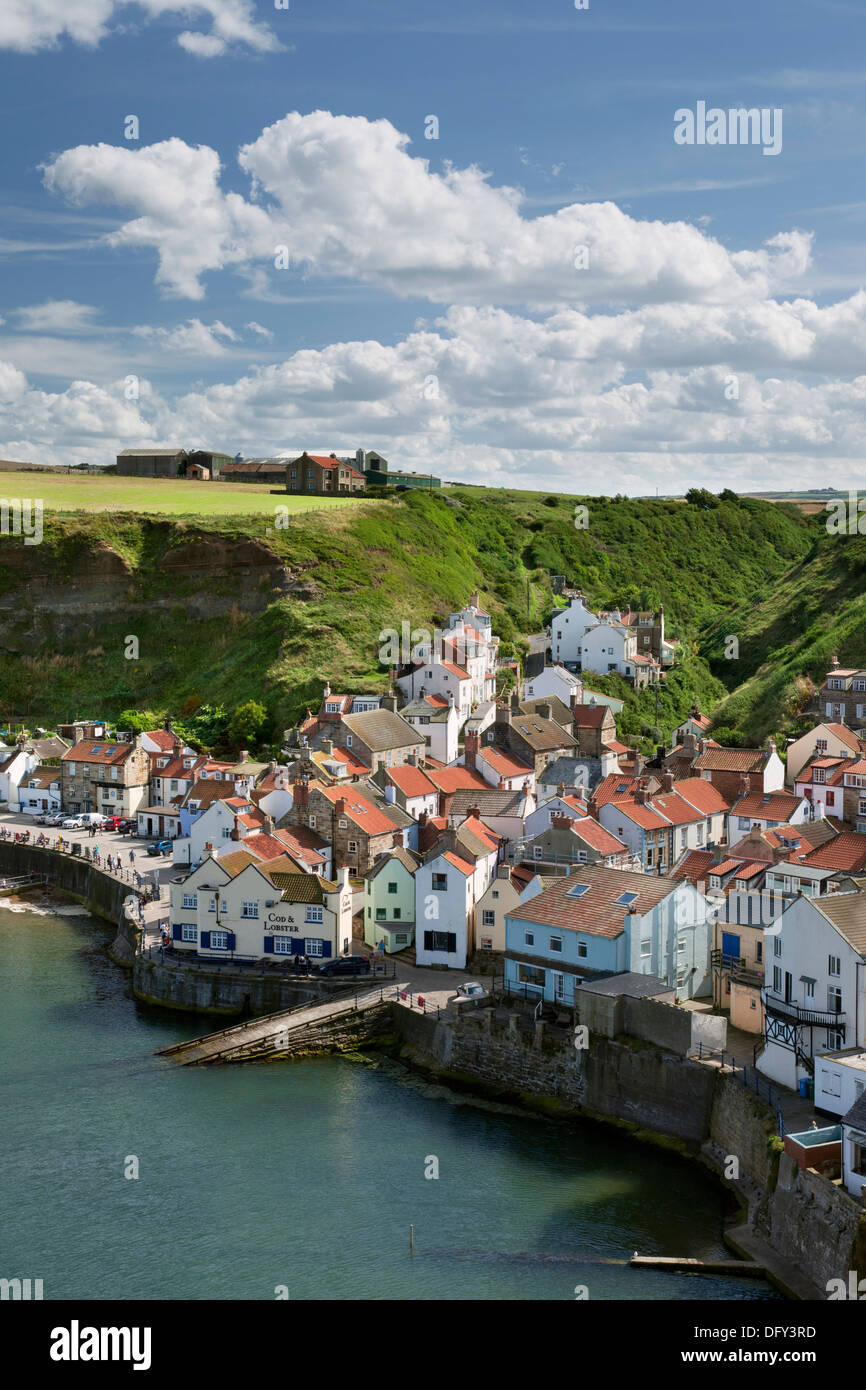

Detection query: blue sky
(0, 0), (865, 491)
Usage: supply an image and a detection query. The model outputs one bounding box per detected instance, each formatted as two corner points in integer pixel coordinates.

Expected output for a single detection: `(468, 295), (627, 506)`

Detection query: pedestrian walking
(129, 850), (135, 864)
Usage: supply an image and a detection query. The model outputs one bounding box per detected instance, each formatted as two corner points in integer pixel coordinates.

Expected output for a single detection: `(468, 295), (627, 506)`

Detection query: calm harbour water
(0, 908), (781, 1301)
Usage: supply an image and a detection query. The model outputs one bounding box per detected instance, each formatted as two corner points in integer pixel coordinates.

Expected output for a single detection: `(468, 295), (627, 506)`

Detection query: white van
(78, 812), (107, 826)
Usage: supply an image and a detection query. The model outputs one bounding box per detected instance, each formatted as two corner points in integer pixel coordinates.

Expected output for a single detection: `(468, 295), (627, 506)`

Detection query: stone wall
(709, 1072), (778, 1190)
(389, 1005), (715, 1143)
(133, 956), (327, 1016)
(762, 1154), (865, 1291)
(622, 996), (692, 1055)
(0, 841), (136, 929)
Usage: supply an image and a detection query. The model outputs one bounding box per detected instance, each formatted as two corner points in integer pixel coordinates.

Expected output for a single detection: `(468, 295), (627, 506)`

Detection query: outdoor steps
(389, 945), (417, 967)
(157, 986), (391, 1065)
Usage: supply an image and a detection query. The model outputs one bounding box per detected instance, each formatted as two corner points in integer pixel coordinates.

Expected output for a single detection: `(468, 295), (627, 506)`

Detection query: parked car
(452, 981), (489, 1007)
(99, 815), (123, 830)
(45, 812), (66, 826)
(317, 955), (371, 977)
(115, 819), (134, 834)
(146, 839), (173, 857)
(60, 817), (86, 829)
(35, 811), (56, 824)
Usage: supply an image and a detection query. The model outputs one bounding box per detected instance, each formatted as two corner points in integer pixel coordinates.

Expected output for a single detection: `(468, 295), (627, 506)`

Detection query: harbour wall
(0, 841), (139, 958)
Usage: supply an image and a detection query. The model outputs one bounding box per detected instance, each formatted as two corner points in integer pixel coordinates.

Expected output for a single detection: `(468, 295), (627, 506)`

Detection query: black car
(317, 955), (371, 977)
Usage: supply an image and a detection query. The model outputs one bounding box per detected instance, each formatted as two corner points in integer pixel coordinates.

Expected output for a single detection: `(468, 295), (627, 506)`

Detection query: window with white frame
(273, 936), (293, 954)
(348, 841), (358, 854)
(524, 930), (535, 947)
(182, 893), (197, 909)
(210, 931), (228, 950)
(242, 902), (258, 918)
(774, 937), (782, 957)
(829, 954), (841, 977)
(305, 939), (323, 956)
(306, 905), (324, 923)
(181, 924), (197, 942)
(482, 910), (495, 926)
(828, 985), (843, 1014)
(549, 935), (563, 953)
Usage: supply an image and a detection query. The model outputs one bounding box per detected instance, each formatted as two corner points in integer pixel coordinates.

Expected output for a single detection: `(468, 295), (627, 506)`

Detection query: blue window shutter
(263, 935), (274, 953)
(200, 931), (211, 949)
(320, 940), (332, 958)
(722, 932), (741, 959)
(226, 932), (236, 950)
(172, 924), (182, 941)
(291, 937), (304, 955)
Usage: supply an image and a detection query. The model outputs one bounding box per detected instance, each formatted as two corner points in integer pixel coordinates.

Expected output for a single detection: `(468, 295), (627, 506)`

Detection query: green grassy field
(0, 471), (370, 517)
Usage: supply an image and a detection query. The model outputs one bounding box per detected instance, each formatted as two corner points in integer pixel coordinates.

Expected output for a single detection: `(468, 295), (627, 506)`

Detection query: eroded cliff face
(0, 532), (318, 627)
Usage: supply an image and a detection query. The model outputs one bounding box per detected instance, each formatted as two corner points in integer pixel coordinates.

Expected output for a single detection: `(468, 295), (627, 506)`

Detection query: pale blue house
(504, 863), (713, 1006)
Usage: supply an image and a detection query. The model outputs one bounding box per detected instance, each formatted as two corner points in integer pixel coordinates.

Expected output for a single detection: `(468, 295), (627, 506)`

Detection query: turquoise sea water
(0, 909), (781, 1301)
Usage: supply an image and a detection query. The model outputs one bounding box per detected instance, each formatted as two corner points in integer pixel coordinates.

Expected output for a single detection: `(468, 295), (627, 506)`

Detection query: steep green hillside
(703, 524), (866, 742)
(0, 486), (816, 748)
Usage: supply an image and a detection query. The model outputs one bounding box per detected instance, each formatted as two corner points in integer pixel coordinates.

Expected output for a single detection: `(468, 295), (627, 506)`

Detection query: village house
(523, 788), (587, 839)
(60, 736), (151, 818)
(814, 1047), (866, 1122)
(841, 1091), (866, 1202)
(786, 720), (865, 785)
(812, 659), (866, 727)
(570, 704), (618, 759)
(726, 784), (811, 842)
(758, 892), (866, 1094)
(18, 766), (62, 815)
(330, 706), (426, 775)
(285, 452), (367, 496)
(286, 779), (409, 873)
(523, 664), (584, 708)
(471, 740), (536, 794)
(398, 694), (460, 764)
(503, 865), (714, 1006)
(447, 785), (536, 844)
(363, 846), (420, 954)
(519, 813), (633, 872)
(476, 863), (545, 955)
(674, 708), (713, 743)
(691, 740), (785, 803)
(414, 814), (502, 968)
(0, 740), (40, 810)
(378, 761), (440, 821)
(485, 694), (578, 778)
(550, 595), (662, 686)
(394, 594), (499, 720)
(169, 856), (353, 964)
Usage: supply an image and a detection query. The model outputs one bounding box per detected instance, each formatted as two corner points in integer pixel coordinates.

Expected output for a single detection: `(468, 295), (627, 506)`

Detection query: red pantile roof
(478, 746), (534, 779)
(387, 764), (438, 798)
(731, 791), (805, 820)
(509, 864), (675, 938)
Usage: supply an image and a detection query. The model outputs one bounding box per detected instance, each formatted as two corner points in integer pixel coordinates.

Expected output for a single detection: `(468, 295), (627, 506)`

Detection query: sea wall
(389, 1006), (714, 1143)
(386, 1004), (864, 1294)
(132, 955), (330, 1016)
(761, 1155), (866, 1291)
(0, 841), (137, 947)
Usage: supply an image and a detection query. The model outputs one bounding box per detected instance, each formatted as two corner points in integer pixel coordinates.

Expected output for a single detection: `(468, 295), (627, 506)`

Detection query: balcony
(762, 990), (846, 1030)
(711, 948), (764, 989)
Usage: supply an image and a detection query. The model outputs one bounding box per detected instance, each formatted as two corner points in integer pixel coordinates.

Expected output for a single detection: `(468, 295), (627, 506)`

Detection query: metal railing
(762, 990), (845, 1029)
(693, 1040), (784, 1132)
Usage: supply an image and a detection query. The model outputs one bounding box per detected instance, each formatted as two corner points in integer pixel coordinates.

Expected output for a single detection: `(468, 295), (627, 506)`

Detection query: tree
(719, 488), (739, 504)
(685, 488), (719, 509)
(227, 700), (269, 749)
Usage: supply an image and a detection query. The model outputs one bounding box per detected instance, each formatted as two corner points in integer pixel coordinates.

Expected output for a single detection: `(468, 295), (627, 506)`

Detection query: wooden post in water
(409, 1224), (415, 1253)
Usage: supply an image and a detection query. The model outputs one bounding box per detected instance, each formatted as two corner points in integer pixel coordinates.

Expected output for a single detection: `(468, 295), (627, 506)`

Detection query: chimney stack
(294, 777), (309, 809)
(262, 814), (275, 836)
(536, 702), (552, 721)
(464, 728), (479, 769)
(662, 771), (674, 793)
(381, 692), (397, 713)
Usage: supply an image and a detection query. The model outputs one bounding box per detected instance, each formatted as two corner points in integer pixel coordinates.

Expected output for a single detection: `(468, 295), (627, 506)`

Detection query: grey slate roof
(367, 846), (421, 879)
(539, 756), (603, 792)
(842, 1089), (866, 1131)
(341, 709), (425, 752)
(449, 787), (527, 817)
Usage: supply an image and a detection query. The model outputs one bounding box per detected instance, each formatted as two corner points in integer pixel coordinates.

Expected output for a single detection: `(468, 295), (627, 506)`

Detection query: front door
(785, 970), (793, 1003)
(553, 972), (565, 1001)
